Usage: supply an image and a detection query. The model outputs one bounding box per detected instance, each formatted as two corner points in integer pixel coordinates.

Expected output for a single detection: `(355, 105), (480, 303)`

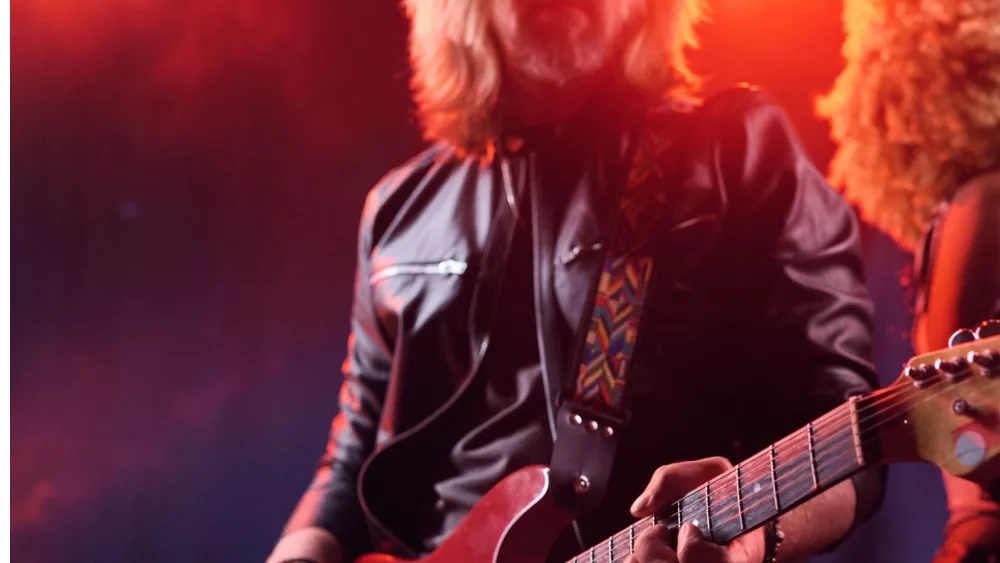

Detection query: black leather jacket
(281, 86), (886, 557)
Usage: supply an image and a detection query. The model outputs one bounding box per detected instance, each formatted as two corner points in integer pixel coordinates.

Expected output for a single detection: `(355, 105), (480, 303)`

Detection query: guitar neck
(568, 396), (882, 562)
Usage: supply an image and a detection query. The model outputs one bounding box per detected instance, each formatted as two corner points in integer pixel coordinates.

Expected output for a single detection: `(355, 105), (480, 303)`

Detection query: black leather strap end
(548, 401), (626, 513)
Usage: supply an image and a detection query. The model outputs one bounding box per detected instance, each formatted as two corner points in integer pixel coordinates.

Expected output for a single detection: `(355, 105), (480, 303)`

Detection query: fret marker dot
(753, 483), (761, 493)
(692, 519), (699, 526)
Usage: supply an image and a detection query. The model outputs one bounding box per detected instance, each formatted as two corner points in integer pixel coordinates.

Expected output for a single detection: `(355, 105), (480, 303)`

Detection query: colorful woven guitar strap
(572, 129), (671, 415)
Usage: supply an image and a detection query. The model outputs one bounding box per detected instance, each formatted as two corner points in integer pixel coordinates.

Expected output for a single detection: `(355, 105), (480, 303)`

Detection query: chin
(510, 37), (609, 89)
(517, 63), (596, 91)
(525, 56), (607, 91)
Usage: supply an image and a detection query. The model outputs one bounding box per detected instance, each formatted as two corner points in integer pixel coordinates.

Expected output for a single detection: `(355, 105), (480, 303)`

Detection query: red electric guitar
(358, 327), (1000, 563)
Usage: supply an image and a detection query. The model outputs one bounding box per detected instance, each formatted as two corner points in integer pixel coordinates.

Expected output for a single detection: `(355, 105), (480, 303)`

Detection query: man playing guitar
(267, 1), (887, 561)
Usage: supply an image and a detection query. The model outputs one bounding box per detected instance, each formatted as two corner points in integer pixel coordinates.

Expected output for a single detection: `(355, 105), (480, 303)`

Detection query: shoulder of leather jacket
(359, 142), (462, 248)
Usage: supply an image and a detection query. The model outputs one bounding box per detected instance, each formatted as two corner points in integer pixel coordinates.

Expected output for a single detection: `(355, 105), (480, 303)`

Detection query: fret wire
(629, 524), (635, 553)
(794, 424), (862, 475)
(736, 464), (745, 530)
(704, 483), (713, 540)
(847, 396), (866, 465)
(769, 444), (780, 511)
(608, 537), (614, 562)
(807, 422), (819, 489)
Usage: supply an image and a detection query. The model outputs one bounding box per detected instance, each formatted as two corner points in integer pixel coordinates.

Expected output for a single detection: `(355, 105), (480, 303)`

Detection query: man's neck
(499, 74), (598, 131)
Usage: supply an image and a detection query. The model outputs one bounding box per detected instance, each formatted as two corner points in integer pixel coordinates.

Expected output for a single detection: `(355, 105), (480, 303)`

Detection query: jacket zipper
(529, 152), (561, 445)
(501, 157), (521, 221)
(465, 160), (522, 396)
(369, 259), (468, 285)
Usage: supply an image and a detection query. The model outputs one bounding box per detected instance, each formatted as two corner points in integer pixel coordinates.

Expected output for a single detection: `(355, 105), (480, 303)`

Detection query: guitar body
(357, 466), (577, 563)
(357, 365), (580, 560)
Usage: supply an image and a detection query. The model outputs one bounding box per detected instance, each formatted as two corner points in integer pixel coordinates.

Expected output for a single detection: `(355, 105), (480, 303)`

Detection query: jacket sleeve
(711, 88), (886, 537)
(280, 188), (394, 558)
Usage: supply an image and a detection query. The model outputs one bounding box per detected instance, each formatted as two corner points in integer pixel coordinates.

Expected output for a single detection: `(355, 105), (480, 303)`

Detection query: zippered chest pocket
(369, 257), (477, 380)
(369, 259), (468, 285)
(369, 258), (474, 329)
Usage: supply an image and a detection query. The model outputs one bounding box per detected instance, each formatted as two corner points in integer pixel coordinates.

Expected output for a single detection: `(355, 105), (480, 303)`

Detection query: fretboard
(566, 397), (879, 563)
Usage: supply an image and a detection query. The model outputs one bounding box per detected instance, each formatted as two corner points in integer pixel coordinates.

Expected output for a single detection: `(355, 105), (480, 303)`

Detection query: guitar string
(661, 426), (865, 524)
(590, 435), (874, 563)
(593, 376), (1000, 563)
(664, 378), (916, 508)
(576, 423), (885, 561)
(574, 378), (942, 563)
(586, 376), (999, 563)
(680, 371), (1000, 519)
(665, 368), (980, 514)
(597, 447), (861, 563)
(604, 421), (919, 563)
(592, 378), (992, 563)
(650, 378), (917, 517)
(571, 375), (999, 563)
(678, 437), (886, 535)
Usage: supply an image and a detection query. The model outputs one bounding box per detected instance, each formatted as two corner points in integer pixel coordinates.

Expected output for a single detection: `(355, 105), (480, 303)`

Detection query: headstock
(873, 320), (1000, 487)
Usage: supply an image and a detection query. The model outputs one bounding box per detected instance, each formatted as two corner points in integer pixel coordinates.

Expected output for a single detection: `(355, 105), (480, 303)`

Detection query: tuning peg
(935, 356), (972, 381)
(949, 328), (978, 347)
(904, 363), (937, 387)
(968, 349), (1000, 375)
(975, 319), (1000, 339)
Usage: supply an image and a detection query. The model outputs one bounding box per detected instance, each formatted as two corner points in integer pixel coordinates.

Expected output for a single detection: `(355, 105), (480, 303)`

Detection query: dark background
(11, 1), (946, 561)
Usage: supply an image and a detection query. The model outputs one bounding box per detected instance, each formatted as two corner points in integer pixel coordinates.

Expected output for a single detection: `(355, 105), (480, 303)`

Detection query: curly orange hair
(816, 0), (1000, 251)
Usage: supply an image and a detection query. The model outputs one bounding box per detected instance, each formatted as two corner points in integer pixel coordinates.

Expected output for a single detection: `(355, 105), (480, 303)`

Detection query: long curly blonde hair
(816, 0), (1000, 251)
(401, 0), (706, 155)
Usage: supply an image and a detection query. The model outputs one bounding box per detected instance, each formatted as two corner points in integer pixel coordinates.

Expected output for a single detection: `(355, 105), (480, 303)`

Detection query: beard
(494, 3), (618, 90)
